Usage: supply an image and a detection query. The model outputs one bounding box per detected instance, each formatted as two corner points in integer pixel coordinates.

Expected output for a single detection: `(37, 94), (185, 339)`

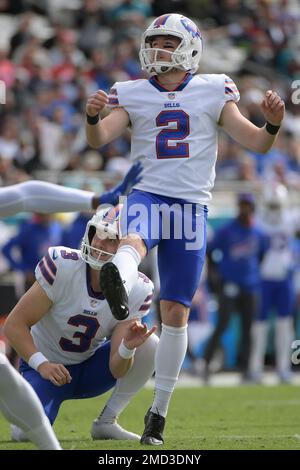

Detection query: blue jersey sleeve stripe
(139, 301), (152, 311)
(45, 253), (57, 277)
(38, 259), (54, 285)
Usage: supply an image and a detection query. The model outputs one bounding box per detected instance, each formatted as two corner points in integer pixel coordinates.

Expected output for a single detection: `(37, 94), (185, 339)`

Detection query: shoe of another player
(99, 262), (129, 321)
(91, 419), (140, 441)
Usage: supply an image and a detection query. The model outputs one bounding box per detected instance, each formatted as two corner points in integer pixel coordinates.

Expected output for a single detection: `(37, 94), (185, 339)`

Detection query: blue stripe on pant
(19, 341), (116, 425)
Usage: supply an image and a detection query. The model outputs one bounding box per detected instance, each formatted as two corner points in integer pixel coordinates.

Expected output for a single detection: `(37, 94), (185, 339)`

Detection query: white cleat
(91, 420), (140, 441)
(11, 424), (29, 442)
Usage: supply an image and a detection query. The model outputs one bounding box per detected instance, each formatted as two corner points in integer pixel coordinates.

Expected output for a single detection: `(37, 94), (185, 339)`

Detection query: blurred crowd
(0, 0), (299, 189)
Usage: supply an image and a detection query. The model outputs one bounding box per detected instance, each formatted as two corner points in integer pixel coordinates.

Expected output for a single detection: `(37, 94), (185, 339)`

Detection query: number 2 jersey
(32, 247), (154, 365)
(108, 73), (240, 204)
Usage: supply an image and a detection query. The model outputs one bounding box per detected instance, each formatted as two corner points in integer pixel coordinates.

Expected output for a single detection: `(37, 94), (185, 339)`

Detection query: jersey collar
(86, 265), (105, 300)
(148, 72), (193, 92)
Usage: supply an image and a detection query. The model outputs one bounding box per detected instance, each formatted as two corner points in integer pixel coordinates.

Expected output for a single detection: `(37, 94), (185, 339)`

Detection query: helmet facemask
(80, 208), (119, 270)
(140, 34), (188, 75)
(139, 14), (203, 76)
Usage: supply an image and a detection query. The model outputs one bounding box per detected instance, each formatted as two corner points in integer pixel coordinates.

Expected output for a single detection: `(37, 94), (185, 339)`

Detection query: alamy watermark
(0, 80), (6, 104)
(97, 197), (206, 251)
(291, 80), (300, 105)
(291, 340), (300, 365)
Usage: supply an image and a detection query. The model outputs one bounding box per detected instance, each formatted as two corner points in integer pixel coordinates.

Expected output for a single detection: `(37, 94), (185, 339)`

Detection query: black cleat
(140, 408), (165, 445)
(100, 262), (129, 321)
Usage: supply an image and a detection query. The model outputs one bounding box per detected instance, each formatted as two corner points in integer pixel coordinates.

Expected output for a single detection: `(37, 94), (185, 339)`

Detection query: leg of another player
(112, 236), (146, 295)
(100, 235), (146, 321)
(275, 315), (294, 383)
(248, 320), (268, 382)
(0, 353), (61, 450)
(141, 301), (189, 445)
(203, 289), (233, 374)
(92, 333), (158, 440)
(0, 181), (95, 217)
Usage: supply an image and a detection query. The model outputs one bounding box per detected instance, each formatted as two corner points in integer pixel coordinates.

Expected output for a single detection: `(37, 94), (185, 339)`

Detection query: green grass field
(1, 385), (300, 450)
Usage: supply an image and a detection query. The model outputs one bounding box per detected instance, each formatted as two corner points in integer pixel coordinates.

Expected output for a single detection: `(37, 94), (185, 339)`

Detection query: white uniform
(108, 74), (240, 204)
(33, 246), (153, 365)
(258, 210), (300, 281)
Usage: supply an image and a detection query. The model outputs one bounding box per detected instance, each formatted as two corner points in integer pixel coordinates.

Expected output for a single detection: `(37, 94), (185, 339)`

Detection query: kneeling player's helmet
(81, 205), (120, 270)
(139, 13), (203, 76)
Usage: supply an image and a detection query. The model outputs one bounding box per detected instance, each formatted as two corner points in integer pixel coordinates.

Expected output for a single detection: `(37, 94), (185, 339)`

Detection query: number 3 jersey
(32, 247), (154, 365)
(108, 73), (240, 204)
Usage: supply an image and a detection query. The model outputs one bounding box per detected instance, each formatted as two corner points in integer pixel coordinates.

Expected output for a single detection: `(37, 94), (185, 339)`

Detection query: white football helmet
(263, 183), (288, 209)
(139, 13), (203, 76)
(262, 183), (288, 224)
(80, 205), (120, 270)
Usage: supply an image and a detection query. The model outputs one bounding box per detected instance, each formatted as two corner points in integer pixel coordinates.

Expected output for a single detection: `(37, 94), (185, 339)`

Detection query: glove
(99, 161), (143, 206)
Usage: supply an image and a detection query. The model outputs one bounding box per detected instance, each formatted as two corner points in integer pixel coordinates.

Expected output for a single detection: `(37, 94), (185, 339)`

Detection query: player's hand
(86, 90), (109, 117)
(99, 161), (143, 205)
(261, 90), (285, 126)
(123, 320), (157, 350)
(38, 362), (72, 387)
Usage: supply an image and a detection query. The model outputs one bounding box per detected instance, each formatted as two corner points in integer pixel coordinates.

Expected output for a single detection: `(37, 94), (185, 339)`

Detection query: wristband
(118, 339), (136, 359)
(265, 121), (281, 135)
(86, 113), (100, 125)
(28, 352), (49, 371)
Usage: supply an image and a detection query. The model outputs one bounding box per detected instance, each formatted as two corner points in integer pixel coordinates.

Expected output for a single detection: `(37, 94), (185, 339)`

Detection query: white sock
(113, 245), (141, 295)
(249, 321), (268, 377)
(275, 317), (294, 375)
(151, 324), (188, 418)
(0, 181), (93, 217)
(0, 354), (61, 450)
(99, 334), (158, 422)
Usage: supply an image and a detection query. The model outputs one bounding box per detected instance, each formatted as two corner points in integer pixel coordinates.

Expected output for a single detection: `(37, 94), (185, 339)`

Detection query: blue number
(156, 110), (190, 159)
(60, 250), (79, 260)
(59, 315), (100, 353)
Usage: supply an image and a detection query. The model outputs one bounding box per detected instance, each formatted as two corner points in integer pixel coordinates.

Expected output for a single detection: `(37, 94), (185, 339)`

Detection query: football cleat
(91, 419), (140, 441)
(140, 408), (165, 445)
(11, 424), (29, 442)
(99, 262), (129, 321)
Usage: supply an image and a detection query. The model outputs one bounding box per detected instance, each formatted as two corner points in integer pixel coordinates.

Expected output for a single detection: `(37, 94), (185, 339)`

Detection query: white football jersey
(258, 209), (300, 280)
(32, 246), (154, 365)
(108, 73), (239, 204)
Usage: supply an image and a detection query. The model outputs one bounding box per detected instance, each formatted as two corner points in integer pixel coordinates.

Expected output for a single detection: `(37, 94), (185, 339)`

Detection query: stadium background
(0, 0), (300, 391)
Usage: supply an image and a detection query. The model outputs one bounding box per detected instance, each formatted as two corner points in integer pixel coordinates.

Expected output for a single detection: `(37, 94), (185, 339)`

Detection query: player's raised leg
(99, 191), (153, 321)
(0, 353), (61, 450)
(0, 162), (142, 217)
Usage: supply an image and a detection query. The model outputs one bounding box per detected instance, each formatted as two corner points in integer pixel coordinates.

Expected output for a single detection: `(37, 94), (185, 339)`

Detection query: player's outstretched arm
(220, 90), (285, 154)
(95, 161), (143, 208)
(86, 90), (130, 148)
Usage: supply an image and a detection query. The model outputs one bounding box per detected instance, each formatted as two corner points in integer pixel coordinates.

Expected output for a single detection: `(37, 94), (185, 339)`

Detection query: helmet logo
(180, 18), (201, 39)
(153, 14), (171, 28)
